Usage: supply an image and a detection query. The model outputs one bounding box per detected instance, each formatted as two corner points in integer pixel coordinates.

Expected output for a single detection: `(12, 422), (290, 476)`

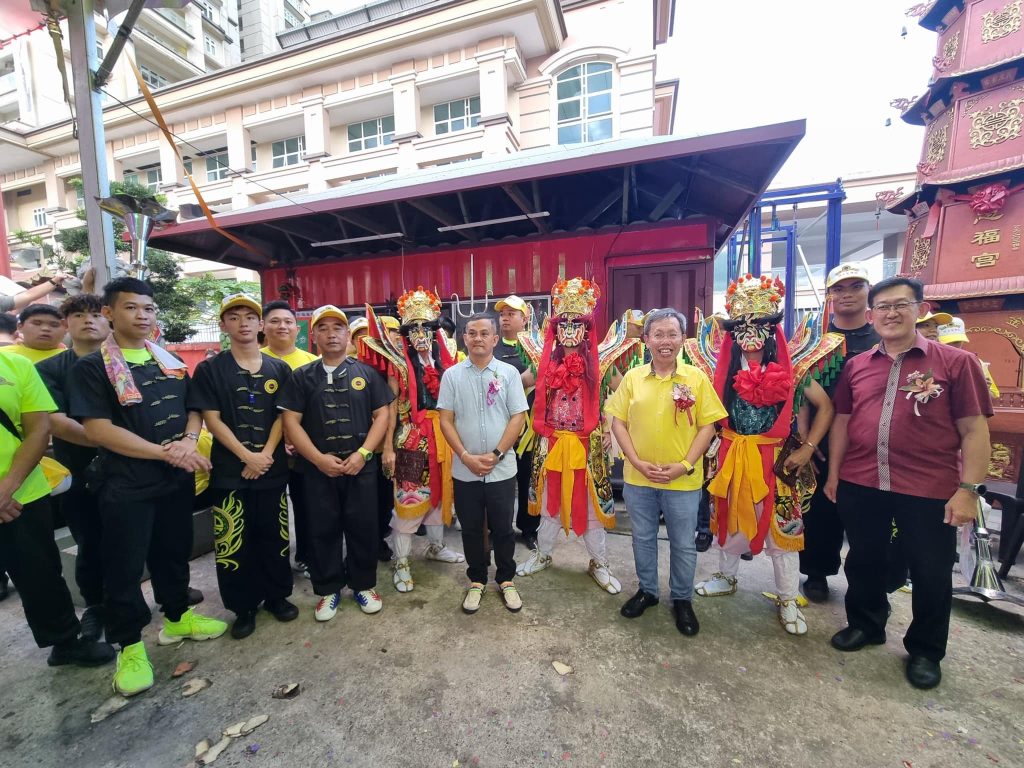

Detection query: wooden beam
(573, 185), (622, 229)
(502, 184), (549, 233)
(647, 180), (686, 221)
(406, 198), (475, 241)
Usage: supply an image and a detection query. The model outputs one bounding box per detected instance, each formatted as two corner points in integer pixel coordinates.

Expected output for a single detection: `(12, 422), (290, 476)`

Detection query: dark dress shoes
(264, 598), (299, 622)
(906, 656), (942, 690)
(694, 531), (713, 553)
(231, 612), (257, 639)
(47, 637), (115, 667)
(620, 589), (659, 618)
(79, 605), (105, 642)
(673, 599), (699, 636)
(830, 626), (886, 652)
(803, 576), (830, 603)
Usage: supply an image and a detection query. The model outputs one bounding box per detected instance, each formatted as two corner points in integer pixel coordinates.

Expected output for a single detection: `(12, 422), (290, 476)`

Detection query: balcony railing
(0, 71), (17, 98)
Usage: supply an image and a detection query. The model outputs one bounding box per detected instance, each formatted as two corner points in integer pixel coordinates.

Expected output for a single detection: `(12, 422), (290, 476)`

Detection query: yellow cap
(825, 263), (871, 288)
(349, 317), (369, 335)
(380, 315), (400, 330)
(219, 293), (262, 318)
(311, 305), (349, 328)
(495, 295), (529, 314)
(938, 317), (969, 344)
(917, 311), (953, 326)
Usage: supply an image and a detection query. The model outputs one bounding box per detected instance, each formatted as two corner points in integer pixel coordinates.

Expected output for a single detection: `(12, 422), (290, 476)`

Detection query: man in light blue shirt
(438, 313), (528, 614)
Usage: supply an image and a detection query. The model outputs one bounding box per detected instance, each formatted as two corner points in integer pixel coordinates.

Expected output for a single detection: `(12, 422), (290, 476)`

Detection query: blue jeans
(623, 483), (700, 601)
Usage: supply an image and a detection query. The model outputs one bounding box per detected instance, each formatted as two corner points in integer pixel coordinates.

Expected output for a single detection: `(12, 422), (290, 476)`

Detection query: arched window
(555, 61), (613, 145)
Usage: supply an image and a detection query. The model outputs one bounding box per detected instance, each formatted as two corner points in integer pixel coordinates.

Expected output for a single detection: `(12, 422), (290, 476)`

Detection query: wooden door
(608, 261), (708, 324)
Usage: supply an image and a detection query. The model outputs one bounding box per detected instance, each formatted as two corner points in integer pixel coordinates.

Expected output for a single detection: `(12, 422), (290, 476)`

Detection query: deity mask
(556, 316), (586, 348)
(731, 321), (772, 351)
(407, 324), (432, 352)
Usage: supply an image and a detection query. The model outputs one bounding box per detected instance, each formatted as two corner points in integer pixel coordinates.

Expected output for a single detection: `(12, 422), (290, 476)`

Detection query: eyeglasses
(871, 301), (920, 314)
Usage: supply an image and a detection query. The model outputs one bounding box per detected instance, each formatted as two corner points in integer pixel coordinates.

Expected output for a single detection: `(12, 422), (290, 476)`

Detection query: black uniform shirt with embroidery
(188, 351), (291, 490)
(68, 350), (193, 498)
(276, 357), (394, 474)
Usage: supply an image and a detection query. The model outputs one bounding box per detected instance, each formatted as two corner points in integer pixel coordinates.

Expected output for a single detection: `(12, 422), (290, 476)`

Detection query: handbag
(0, 407), (72, 496)
(773, 433), (811, 489)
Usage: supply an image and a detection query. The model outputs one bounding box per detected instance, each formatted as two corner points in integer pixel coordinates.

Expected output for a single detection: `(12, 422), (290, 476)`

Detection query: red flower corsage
(733, 362), (789, 407)
(672, 383), (696, 425)
(421, 365), (441, 399)
(547, 355), (585, 394)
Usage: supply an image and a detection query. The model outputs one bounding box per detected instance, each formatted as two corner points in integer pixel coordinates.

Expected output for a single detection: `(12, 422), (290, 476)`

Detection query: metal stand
(952, 497), (1024, 607)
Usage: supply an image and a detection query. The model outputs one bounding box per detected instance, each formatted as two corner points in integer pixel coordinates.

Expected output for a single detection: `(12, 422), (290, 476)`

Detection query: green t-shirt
(120, 347), (153, 365)
(0, 352), (58, 504)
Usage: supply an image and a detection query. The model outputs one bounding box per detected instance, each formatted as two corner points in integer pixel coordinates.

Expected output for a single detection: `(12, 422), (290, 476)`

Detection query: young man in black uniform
(189, 294), (297, 639)
(279, 305), (394, 621)
(800, 264), (881, 602)
(36, 294), (110, 639)
(70, 278), (226, 697)
(493, 295), (538, 550)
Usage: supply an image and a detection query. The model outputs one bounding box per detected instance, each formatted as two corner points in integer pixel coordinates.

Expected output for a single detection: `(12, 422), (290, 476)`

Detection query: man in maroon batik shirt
(824, 277), (991, 691)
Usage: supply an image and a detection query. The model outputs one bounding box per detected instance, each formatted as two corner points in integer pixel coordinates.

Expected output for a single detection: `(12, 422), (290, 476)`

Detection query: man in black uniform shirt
(70, 278), (225, 697)
(279, 305), (394, 621)
(189, 294), (296, 640)
(494, 295), (538, 550)
(36, 294), (109, 640)
(800, 264), (881, 602)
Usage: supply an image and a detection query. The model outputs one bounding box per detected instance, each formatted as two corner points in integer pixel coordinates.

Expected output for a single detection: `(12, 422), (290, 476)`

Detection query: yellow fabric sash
(542, 430), (587, 533)
(706, 429), (779, 542)
(423, 410), (454, 525)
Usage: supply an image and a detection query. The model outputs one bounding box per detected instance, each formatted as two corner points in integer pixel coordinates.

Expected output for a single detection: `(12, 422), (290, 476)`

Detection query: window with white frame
(204, 35), (217, 56)
(250, 144), (258, 171)
(347, 116), (395, 152)
(433, 97), (480, 135)
(555, 61), (613, 145)
(139, 64), (167, 88)
(197, 1), (215, 22)
(271, 136), (304, 168)
(283, 7), (301, 28)
(205, 151), (229, 181)
(124, 168), (162, 191)
(32, 207), (47, 228)
(182, 157), (193, 176)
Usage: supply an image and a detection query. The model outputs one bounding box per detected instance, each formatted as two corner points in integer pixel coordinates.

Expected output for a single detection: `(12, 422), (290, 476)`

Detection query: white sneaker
(392, 558), (414, 593)
(516, 550), (552, 577)
(778, 598), (808, 635)
(499, 582), (523, 612)
(695, 572), (738, 597)
(588, 560), (622, 594)
(462, 584), (484, 614)
(314, 593), (340, 622)
(355, 589), (383, 614)
(425, 543), (465, 563)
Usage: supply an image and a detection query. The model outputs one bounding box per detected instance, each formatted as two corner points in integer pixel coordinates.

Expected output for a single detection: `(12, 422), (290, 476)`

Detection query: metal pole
(67, 0), (116, 292)
(93, 0), (148, 90)
(797, 244), (822, 308)
(824, 195), (842, 275)
(747, 207), (760, 275)
(784, 227), (796, 337)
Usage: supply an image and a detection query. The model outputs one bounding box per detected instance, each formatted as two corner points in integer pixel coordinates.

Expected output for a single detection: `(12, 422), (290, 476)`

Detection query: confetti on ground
(195, 737), (231, 766)
(90, 696), (129, 724)
(244, 744), (260, 756)
(272, 683), (300, 699)
(552, 661), (573, 676)
(172, 661), (195, 678)
(181, 678), (211, 697)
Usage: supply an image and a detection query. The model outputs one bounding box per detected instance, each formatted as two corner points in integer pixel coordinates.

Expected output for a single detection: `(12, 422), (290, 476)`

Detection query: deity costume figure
(360, 288), (464, 593)
(516, 278), (640, 593)
(686, 275), (844, 634)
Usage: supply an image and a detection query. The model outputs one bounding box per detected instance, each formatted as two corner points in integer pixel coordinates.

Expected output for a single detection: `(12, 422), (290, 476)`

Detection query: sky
(306, 0), (937, 186)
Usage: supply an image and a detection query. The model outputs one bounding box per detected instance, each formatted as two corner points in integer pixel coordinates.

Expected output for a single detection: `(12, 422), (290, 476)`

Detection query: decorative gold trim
(980, 0), (1021, 44)
(988, 443), (1013, 481)
(926, 122), (948, 163)
(910, 237), (932, 273)
(933, 31), (960, 71)
(967, 98), (1024, 148)
(966, 325), (1024, 354)
(1006, 315), (1023, 327)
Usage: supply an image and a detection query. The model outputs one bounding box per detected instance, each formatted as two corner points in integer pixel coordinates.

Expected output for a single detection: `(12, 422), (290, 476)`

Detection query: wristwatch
(357, 447), (374, 462)
(492, 448), (505, 461)
(184, 432), (200, 441)
(681, 459), (695, 475)
(958, 482), (987, 496)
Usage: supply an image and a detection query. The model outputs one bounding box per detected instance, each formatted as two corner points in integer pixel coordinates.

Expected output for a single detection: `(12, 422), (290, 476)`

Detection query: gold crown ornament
(724, 274), (785, 320)
(397, 286), (442, 326)
(551, 277), (600, 318)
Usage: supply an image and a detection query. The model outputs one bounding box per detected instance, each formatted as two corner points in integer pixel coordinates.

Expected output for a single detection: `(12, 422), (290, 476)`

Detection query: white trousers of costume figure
(536, 508), (609, 566)
(389, 506), (445, 558)
(716, 501), (799, 601)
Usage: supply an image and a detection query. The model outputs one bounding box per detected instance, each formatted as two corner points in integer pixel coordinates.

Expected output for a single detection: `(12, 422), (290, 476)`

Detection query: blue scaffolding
(726, 180), (846, 336)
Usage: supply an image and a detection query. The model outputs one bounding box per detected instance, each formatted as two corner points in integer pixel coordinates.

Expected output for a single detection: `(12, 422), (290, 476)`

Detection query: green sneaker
(113, 642), (153, 697)
(157, 607), (228, 646)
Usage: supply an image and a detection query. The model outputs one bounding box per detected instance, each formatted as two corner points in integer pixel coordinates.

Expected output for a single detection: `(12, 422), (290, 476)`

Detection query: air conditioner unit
(9, 247), (42, 269)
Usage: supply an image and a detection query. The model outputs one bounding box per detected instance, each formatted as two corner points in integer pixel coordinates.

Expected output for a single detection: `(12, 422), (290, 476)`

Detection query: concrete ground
(1, 524), (1023, 768)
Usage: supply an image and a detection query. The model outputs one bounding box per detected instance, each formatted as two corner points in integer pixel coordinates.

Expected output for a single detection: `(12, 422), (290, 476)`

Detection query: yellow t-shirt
(120, 347), (153, 364)
(261, 346), (319, 371)
(604, 361), (726, 491)
(0, 344), (64, 364)
(0, 353), (58, 504)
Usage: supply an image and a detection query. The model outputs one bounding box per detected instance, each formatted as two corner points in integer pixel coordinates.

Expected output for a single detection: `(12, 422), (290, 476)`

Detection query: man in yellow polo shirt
(0, 351), (115, 667)
(605, 308), (725, 637)
(0, 304), (66, 363)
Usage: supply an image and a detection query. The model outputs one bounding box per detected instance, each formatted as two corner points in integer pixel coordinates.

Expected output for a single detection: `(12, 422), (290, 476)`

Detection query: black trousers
(302, 464), (378, 595)
(800, 455), (844, 578)
(0, 496), (80, 648)
(99, 481), (193, 647)
(61, 480), (104, 607)
(289, 468), (310, 565)
(697, 487), (712, 534)
(376, 460), (393, 546)
(837, 481), (957, 662)
(212, 485), (293, 614)
(455, 476), (517, 584)
(514, 450), (538, 537)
